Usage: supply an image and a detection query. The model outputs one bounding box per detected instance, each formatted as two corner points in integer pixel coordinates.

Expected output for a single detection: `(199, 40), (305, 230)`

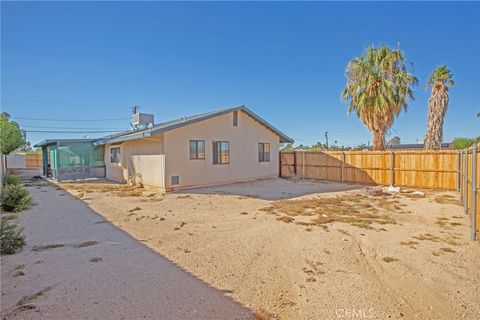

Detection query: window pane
(264, 143), (270, 161)
(213, 142), (219, 164)
(197, 141), (205, 159)
(221, 142), (230, 164)
(190, 141), (197, 159)
(213, 141), (230, 164)
(258, 143), (270, 162)
(110, 147), (120, 163)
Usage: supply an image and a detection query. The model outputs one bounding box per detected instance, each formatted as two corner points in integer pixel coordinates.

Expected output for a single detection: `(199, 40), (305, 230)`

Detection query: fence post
(390, 151), (395, 186)
(457, 150), (461, 191)
(471, 145), (477, 241)
(341, 152), (345, 183)
(293, 151), (297, 176)
(279, 151), (282, 177)
(302, 151), (305, 179)
(460, 150), (464, 200)
(464, 148), (469, 215)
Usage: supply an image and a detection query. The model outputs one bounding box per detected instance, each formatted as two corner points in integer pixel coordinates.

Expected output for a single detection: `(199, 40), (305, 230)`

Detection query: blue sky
(2, 1), (479, 147)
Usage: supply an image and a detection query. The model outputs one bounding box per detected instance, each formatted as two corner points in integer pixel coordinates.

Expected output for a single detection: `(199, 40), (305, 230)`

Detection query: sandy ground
(0, 171), (251, 320)
(41, 178), (480, 319)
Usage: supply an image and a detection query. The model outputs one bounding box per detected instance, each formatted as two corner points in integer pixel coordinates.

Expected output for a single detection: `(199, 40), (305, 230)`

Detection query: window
(213, 141), (230, 164)
(110, 147), (121, 163)
(258, 143), (270, 162)
(190, 140), (205, 160)
(233, 111), (238, 127)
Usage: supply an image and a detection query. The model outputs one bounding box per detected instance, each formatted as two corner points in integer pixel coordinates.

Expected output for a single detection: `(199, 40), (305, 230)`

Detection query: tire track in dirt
(353, 238), (457, 319)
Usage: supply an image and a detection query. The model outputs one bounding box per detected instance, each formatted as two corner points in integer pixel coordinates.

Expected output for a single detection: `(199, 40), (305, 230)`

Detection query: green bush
(3, 174), (21, 186)
(0, 215), (25, 255)
(0, 184), (33, 212)
(453, 137), (480, 149)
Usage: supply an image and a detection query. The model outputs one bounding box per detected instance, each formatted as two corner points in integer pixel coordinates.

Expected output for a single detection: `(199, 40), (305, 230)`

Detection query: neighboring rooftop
(94, 105), (294, 145)
(385, 143), (454, 150)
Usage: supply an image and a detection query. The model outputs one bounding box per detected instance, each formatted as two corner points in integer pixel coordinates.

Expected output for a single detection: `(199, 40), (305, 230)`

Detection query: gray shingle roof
(94, 105), (293, 145)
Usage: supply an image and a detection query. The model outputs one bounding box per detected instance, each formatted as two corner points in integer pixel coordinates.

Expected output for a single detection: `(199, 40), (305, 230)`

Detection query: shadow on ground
(175, 177), (366, 200)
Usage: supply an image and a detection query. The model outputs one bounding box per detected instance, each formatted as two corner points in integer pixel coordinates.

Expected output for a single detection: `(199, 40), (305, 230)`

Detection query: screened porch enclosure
(36, 139), (106, 181)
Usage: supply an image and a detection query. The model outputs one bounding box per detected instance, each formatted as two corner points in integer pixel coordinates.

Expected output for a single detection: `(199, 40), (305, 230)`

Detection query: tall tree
(0, 112), (26, 155)
(342, 45), (417, 150)
(424, 65), (454, 150)
(387, 136), (401, 145)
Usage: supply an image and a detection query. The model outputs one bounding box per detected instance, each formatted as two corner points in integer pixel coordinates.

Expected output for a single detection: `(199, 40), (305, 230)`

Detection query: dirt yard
(60, 178), (480, 320)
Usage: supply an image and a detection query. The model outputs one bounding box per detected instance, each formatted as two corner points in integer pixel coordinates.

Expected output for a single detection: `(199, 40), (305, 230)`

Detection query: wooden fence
(460, 144), (479, 240)
(5, 153), (42, 169)
(280, 147), (479, 240)
(25, 153), (43, 168)
(280, 150), (458, 190)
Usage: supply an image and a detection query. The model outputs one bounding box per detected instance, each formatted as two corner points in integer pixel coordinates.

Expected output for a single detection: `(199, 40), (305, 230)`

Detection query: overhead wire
(11, 116), (130, 122)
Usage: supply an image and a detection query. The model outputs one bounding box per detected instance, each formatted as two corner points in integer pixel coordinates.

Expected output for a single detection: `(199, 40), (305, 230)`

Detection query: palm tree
(423, 65), (454, 150)
(342, 45), (417, 150)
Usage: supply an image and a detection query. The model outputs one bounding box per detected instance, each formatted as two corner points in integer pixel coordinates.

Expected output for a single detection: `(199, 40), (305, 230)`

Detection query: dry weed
(17, 287), (54, 306)
(400, 240), (419, 246)
(434, 195), (462, 206)
(261, 196), (395, 229)
(413, 233), (442, 242)
(32, 244), (65, 252)
(75, 241), (98, 248)
(382, 256), (399, 263)
(277, 216), (295, 223)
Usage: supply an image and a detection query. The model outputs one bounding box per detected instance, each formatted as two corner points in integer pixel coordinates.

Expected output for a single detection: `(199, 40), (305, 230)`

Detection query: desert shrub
(1, 184), (33, 212)
(3, 174), (21, 186)
(0, 215), (25, 255)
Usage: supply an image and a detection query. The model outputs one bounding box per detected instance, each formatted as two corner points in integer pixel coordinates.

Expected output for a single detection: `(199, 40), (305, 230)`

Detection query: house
(36, 106), (293, 192)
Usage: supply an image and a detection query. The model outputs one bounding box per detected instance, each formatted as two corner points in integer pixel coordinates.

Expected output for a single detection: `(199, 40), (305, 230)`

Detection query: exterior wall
(131, 155), (166, 189)
(163, 110), (280, 190)
(104, 134), (164, 184)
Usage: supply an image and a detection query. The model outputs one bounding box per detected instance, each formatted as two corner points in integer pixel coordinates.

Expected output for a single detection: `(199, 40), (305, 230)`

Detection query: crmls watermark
(335, 308), (375, 318)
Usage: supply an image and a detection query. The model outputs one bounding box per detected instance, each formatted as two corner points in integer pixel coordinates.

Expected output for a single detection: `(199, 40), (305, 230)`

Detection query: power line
(2, 96), (120, 109)
(25, 130), (124, 133)
(22, 125), (129, 130)
(11, 116), (130, 122)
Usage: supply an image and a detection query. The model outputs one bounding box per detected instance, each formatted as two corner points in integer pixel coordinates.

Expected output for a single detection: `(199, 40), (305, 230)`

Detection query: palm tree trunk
(372, 128), (386, 151)
(424, 90), (448, 150)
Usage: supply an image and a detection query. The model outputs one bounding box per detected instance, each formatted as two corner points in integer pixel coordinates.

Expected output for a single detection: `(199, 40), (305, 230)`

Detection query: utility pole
(325, 131), (329, 151)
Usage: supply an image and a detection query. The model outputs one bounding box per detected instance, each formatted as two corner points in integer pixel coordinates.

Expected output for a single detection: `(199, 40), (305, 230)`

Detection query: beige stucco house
(94, 106), (293, 192)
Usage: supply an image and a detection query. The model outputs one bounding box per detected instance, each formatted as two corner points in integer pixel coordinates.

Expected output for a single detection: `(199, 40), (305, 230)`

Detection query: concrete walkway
(1, 173), (252, 320)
